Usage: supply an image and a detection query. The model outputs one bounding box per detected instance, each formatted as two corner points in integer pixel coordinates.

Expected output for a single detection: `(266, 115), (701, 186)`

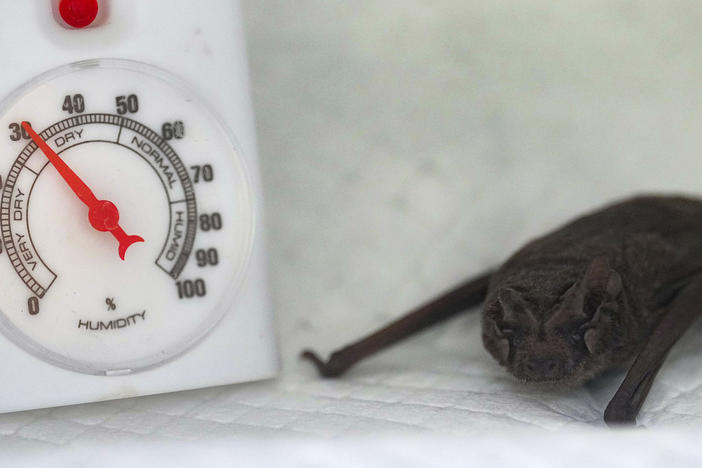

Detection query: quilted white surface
(3, 312), (702, 465)
(5, 0), (702, 464)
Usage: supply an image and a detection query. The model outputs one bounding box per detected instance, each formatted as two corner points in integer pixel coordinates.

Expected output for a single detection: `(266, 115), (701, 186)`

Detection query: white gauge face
(0, 59), (253, 375)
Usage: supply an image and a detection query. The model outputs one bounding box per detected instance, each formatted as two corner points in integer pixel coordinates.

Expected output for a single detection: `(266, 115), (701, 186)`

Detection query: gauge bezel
(0, 58), (256, 375)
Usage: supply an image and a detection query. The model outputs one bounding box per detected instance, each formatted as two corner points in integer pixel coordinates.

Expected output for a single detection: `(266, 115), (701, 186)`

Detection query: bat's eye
(500, 327), (514, 337)
(570, 332), (582, 343)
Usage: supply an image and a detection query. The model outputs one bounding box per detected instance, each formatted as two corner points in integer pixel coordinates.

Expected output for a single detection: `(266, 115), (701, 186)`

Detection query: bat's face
(481, 256), (628, 384)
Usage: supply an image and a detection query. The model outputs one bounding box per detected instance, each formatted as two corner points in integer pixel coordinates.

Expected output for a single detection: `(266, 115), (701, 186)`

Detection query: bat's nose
(525, 357), (560, 379)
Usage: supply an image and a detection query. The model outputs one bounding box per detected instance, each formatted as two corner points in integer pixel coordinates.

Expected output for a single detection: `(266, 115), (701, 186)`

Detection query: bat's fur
(482, 195), (702, 386)
(302, 194), (702, 424)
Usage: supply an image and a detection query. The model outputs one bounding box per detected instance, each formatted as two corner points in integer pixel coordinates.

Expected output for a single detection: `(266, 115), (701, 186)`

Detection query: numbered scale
(0, 59), (253, 375)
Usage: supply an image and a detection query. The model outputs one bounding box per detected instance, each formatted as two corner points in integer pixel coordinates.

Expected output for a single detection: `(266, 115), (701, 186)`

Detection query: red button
(59, 0), (99, 29)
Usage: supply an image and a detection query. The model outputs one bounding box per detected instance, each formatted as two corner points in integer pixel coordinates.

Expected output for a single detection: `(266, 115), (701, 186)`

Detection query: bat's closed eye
(558, 282), (577, 297)
(500, 327), (514, 337)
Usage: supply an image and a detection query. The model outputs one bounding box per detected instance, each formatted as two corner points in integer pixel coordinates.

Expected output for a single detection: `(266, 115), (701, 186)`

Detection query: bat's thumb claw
(300, 349), (349, 378)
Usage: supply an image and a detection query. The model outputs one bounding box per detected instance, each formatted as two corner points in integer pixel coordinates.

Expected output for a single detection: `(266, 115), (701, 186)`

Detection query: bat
(301, 195), (702, 425)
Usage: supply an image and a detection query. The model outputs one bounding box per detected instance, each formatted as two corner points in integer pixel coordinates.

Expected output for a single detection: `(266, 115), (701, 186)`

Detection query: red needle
(22, 122), (144, 260)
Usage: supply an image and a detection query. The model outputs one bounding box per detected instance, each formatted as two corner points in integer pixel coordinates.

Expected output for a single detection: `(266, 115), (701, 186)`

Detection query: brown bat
(301, 195), (702, 424)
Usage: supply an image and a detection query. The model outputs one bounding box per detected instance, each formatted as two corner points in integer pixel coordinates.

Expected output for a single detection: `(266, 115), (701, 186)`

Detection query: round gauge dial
(0, 59), (253, 375)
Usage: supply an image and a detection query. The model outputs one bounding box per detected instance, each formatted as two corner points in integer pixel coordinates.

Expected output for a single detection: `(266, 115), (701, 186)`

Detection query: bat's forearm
(301, 271), (492, 377)
(605, 274), (702, 424)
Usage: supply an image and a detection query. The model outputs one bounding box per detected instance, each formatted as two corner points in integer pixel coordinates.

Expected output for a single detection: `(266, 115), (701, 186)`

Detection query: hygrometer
(0, 0), (278, 412)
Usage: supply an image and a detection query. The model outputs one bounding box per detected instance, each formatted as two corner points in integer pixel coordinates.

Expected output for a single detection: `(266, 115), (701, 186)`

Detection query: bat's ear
(582, 256), (622, 316)
(583, 300), (620, 355)
(497, 287), (537, 326)
(581, 256), (624, 355)
(546, 256), (622, 330)
(484, 319), (511, 363)
(584, 326), (601, 354)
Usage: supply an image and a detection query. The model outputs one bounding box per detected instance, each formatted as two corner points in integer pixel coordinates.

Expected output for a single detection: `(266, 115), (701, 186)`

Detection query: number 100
(176, 279), (207, 299)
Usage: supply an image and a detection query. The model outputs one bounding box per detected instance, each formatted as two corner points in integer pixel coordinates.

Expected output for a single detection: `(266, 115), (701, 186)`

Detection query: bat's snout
(512, 343), (576, 383)
(520, 356), (570, 381)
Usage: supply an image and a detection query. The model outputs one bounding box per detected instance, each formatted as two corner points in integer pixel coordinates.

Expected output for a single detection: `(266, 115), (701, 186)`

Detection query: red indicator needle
(22, 122), (143, 260)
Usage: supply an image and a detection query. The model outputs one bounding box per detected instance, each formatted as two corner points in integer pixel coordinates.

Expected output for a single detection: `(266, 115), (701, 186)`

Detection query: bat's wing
(301, 272), (492, 377)
(604, 274), (702, 425)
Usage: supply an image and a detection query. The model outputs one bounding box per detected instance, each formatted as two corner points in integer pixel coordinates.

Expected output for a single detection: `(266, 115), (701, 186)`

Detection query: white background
(253, 0), (702, 370)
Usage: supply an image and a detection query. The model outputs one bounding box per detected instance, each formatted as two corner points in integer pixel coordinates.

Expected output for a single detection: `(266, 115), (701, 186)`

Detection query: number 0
(28, 297), (40, 315)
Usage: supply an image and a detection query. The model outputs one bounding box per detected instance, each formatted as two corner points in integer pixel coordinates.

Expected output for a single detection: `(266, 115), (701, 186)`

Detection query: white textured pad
(1, 311), (702, 451)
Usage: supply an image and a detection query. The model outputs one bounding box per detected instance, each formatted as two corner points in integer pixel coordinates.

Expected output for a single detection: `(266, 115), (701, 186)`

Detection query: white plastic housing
(0, 0), (279, 412)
